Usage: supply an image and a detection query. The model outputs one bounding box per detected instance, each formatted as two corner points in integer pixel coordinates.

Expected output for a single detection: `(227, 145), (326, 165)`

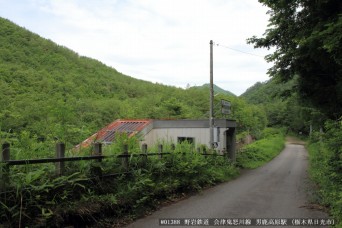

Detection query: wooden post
(91, 142), (102, 178)
(158, 144), (163, 159)
(171, 143), (175, 152)
(122, 144), (129, 171)
(94, 142), (102, 162)
(142, 144), (148, 167)
(2, 143), (10, 161)
(55, 143), (65, 176)
(1, 143), (10, 191)
(203, 147), (207, 155)
(170, 143), (175, 164)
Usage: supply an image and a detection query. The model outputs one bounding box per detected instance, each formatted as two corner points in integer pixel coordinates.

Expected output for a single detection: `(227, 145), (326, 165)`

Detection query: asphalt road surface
(126, 142), (328, 228)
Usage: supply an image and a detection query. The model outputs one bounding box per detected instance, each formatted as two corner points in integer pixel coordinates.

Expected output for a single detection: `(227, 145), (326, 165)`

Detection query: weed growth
(0, 135), (238, 227)
(236, 128), (285, 168)
(307, 120), (342, 226)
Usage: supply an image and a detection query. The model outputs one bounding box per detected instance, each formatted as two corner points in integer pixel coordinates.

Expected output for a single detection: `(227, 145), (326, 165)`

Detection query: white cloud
(0, 0), (272, 95)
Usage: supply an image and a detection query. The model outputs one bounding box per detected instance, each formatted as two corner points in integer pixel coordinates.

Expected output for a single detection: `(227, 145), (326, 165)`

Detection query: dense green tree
(248, 0), (342, 118)
(0, 17), (268, 145)
(241, 77), (326, 134)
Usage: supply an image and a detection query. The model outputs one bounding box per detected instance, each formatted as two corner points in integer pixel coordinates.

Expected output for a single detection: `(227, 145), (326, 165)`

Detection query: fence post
(171, 143), (175, 152)
(94, 142), (102, 162)
(1, 143), (10, 191)
(55, 142), (65, 176)
(203, 147), (207, 158)
(158, 144), (163, 159)
(142, 144), (148, 167)
(122, 144), (129, 171)
(91, 142), (103, 178)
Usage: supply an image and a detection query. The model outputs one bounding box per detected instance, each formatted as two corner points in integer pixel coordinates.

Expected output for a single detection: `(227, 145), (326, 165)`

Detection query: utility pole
(209, 40), (214, 149)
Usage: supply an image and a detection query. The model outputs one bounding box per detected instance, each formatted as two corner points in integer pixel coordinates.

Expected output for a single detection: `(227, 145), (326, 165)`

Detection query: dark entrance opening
(225, 128), (236, 162)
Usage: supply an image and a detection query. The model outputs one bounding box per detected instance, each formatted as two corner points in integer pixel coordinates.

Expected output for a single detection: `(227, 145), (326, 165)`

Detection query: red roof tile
(96, 119), (152, 142)
(76, 119), (152, 148)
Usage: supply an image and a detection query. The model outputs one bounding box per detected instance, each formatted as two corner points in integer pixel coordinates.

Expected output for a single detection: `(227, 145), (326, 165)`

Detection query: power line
(214, 42), (265, 58)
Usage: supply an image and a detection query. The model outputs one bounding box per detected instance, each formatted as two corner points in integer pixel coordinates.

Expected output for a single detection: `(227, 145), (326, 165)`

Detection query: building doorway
(224, 128), (236, 162)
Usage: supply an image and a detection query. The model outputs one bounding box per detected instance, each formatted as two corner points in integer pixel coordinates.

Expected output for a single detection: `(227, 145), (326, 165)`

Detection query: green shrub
(307, 120), (342, 226)
(236, 128), (285, 168)
(0, 137), (239, 226)
(260, 127), (285, 139)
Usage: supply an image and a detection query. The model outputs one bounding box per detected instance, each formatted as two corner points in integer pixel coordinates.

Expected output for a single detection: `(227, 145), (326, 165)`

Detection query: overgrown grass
(1, 129), (290, 226)
(307, 120), (342, 227)
(0, 136), (239, 227)
(236, 128), (285, 169)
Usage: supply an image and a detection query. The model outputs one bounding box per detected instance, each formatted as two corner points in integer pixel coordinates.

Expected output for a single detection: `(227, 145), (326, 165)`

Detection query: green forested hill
(0, 17), (204, 143)
(240, 77), (326, 134)
(193, 83), (236, 97)
(0, 17), (267, 145)
(240, 78), (288, 104)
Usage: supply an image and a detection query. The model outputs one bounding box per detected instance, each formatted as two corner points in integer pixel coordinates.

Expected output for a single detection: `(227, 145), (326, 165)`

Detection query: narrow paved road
(126, 142), (328, 227)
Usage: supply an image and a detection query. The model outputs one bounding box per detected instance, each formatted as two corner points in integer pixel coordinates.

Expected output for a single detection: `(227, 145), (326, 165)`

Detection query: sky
(0, 0), (273, 96)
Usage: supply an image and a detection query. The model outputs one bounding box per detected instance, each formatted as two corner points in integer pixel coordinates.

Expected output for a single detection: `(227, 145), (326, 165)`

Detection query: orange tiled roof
(96, 119), (152, 142)
(77, 119), (152, 148)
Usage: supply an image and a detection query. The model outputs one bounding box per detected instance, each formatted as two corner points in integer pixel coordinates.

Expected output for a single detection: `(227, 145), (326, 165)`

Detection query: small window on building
(178, 137), (195, 145)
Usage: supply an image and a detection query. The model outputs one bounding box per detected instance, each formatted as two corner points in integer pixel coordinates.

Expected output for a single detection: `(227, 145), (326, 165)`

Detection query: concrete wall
(141, 128), (210, 148)
(140, 127), (230, 154)
(137, 119), (236, 157)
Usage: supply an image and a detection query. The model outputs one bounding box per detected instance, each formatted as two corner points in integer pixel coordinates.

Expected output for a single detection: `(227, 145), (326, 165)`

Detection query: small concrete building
(78, 119), (237, 161)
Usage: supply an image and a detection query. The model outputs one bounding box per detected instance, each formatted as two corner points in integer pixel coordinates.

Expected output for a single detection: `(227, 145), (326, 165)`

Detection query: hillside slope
(0, 18), (210, 144)
(193, 83), (236, 97)
(0, 18), (269, 145)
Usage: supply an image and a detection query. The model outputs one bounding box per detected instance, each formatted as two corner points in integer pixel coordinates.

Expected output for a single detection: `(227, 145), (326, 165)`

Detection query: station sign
(221, 99), (231, 115)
